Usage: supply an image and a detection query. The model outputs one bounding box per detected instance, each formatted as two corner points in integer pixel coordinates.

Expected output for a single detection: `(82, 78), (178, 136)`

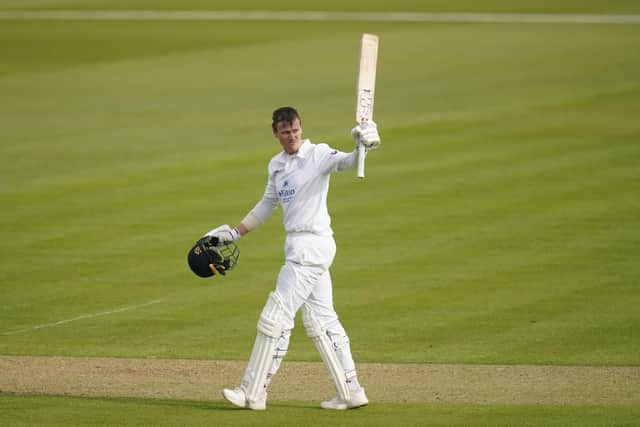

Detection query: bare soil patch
(1, 356), (638, 405)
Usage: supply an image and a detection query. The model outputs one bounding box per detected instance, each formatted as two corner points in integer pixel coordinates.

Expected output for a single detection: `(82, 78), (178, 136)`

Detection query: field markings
(0, 299), (164, 336)
(0, 10), (639, 25)
(1, 356), (639, 405)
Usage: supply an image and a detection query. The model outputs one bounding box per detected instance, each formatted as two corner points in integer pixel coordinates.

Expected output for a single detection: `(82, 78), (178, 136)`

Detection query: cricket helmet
(187, 236), (240, 278)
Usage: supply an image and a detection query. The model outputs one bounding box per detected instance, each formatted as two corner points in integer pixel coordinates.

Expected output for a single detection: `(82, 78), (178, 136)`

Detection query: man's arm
(233, 208), (268, 237)
(335, 149), (359, 172)
(323, 121), (381, 173)
(235, 222), (250, 236)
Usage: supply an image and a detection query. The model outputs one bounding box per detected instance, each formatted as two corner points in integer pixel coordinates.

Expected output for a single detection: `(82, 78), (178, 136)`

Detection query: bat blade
(355, 33), (379, 179)
(356, 33), (379, 124)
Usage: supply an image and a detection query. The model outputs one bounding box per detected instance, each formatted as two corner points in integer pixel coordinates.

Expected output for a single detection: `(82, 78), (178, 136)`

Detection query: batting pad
(301, 303), (351, 401)
(242, 292), (287, 403)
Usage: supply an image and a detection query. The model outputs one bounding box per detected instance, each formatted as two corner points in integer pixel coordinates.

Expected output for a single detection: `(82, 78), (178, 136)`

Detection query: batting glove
(204, 224), (241, 246)
(351, 120), (381, 151)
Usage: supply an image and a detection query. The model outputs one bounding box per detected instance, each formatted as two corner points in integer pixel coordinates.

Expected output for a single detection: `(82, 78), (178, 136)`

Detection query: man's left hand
(352, 120), (381, 151)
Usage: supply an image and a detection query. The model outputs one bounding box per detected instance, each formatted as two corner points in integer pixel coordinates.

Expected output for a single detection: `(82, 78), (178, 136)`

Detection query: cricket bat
(355, 33), (379, 179)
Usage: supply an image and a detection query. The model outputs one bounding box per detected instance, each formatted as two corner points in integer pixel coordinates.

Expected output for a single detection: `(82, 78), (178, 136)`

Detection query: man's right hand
(204, 224), (240, 245)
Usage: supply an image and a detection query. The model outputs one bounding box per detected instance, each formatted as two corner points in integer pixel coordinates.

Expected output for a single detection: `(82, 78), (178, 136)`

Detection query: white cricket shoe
(222, 387), (267, 410)
(321, 387), (369, 410)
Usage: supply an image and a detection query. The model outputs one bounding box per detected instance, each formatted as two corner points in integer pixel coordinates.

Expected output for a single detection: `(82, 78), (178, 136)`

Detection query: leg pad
(301, 303), (350, 401)
(242, 292), (287, 403)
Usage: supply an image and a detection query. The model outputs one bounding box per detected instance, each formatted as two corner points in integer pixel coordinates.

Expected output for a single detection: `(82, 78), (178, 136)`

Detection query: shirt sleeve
(250, 168), (279, 222)
(316, 143), (358, 174)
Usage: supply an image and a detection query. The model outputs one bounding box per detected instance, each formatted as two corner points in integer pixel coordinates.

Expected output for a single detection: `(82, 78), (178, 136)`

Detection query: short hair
(272, 106), (301, 131)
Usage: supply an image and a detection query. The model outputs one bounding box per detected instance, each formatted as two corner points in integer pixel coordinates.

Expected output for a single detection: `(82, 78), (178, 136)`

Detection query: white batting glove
(204, 224), (240, 246)
(351, 120), (381, 151)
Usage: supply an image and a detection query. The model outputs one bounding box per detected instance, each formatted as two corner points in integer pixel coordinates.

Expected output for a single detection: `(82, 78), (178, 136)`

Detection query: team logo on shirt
(279, 179), (296, 203)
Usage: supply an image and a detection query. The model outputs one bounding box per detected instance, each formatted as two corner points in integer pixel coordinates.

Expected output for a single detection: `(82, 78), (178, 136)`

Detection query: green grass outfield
(1, 0), (639, 13)
(3, 394), (640, 427)
(1, 0), (639, 425)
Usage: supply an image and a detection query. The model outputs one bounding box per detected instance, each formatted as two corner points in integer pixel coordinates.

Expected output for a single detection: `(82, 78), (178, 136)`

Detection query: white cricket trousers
(273, 232), (355, 372)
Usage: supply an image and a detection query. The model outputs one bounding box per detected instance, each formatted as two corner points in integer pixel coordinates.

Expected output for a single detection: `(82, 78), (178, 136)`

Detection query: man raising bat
(205, 106), (380, 410)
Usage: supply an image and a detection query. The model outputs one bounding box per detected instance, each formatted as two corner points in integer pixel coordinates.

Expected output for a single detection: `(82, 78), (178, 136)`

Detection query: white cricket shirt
(249, 139), (357, 236)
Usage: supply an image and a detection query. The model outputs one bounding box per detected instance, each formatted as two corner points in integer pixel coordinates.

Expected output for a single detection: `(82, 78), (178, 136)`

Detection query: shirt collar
(274, 139), (311, 164)
(296, 139), (311, 158)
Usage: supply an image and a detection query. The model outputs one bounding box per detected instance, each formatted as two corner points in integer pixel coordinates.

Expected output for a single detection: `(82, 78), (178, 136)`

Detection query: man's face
(273, 118), (303, 155)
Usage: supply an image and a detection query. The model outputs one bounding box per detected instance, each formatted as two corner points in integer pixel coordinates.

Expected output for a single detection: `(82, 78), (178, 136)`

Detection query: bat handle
(357, 143), (366, 178)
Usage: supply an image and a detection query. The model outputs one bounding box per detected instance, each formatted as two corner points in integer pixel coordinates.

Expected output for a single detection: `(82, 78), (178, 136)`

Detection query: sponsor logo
(278, 177), (296, 203)
(279, 187), (296, 203)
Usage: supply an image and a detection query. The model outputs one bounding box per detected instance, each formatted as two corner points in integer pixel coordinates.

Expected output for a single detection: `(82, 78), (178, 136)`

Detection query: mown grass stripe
(1, 10), (640, 25)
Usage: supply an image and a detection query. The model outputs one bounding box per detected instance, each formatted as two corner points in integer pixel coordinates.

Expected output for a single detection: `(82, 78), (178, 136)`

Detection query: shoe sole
(348, 401), (369, 409)
(321, 400), (369, 410)
(321, 403), (348, 410)
(222, 389), (266, 410)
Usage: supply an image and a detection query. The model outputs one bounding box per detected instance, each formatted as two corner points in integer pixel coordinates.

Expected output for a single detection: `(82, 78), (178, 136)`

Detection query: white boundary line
(1, 299), (164, 336)
(0, 10), (639, 24)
